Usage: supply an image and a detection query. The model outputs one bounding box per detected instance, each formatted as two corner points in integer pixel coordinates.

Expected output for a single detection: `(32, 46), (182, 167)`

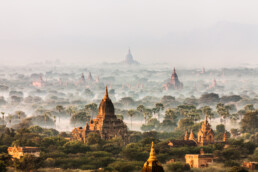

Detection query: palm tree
(56, 105), (64, 123)
(1, 112), (4, 125)
(187, 112), (200, 123)
(137, 105), (145, 123)
(201, 106), (214, 121)
(152, 107), (158, 117)
(127, 109), (136, 130)
(8, 114), (12, 124)
(229, 113), (239, 124)
(237, 109), (245, 120)
(53, 116), (56, 129)
(216, 103), (230, 127)
(17, 111), (21, 120)
(164, 109), (177, 122)
(44, 112), (51, 128)
(144, 109), (152, 124)
(66, 106), (77, 117)
(85, 103), (97, 119)
(244, 104), (255, 112)
(155, 103), (164, 120)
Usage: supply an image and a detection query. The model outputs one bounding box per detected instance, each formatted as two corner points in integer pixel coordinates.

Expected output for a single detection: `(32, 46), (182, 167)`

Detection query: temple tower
(71, 86), (128, 143)
(163, 67), (183, 90)
(197, 115), (214, 146)
(123, 48), (139, 65)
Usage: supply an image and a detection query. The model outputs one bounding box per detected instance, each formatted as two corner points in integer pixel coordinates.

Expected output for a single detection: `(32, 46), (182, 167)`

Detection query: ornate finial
(223, 131), (227, 142)
(147, 142), (157, 162)
(104, 86), (109, 99)
(173, 67), (176, 73)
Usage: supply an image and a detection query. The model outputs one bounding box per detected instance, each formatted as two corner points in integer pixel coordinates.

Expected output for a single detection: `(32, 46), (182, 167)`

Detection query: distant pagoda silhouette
(122, 48), (139, 65)
(87, 72), (93, 82)
(163, 67), (183, 90)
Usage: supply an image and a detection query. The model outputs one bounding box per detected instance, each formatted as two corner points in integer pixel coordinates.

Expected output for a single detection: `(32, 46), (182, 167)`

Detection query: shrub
(0, 160), (6, 172)
(13, 155), (42, 171)
(166, 162), (191, 172)
(227, 166), (248, 172)
(224, 160), (240, 167)
(108, 161), (142, 172)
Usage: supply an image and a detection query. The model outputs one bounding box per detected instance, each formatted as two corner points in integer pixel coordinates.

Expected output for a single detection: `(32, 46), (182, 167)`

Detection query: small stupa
(142, 142), (164, 172)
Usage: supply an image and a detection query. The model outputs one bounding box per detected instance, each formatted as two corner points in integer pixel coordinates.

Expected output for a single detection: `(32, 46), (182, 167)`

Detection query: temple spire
(104, 86), (109, 99)
(223, 131), (227, 142)
(204, 115), (208, 124)
(189, 130), (195, 140)
(147, 142), (158, 162)
(184, 131), (189, 140)
(173, 67), (176, 74)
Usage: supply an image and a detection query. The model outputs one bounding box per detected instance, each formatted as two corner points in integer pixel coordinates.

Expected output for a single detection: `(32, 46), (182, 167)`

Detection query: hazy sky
(1, 0), (258, 67)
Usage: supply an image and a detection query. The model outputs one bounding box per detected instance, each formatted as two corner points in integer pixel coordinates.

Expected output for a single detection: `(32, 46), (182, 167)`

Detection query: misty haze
(0, 1), (257, 172)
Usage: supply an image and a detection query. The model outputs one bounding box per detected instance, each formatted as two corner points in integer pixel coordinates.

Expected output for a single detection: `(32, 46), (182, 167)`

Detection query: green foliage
(214, 148), (241, 161)
(12, 128), (40, 147)
(85, 103), (98, 117)
(108, 161), (143, 172)
(241, 110), (258, 134)
(248, 148), (258, 161)
(0, 160), (6, 172)
(178, 118), (194, 130)
(224, 160), (240, 167)
(142, 131), (158, 139)
(0, 146), (8, 154)
(13, 155), (42, 171)
(0, 153), (11, 166)
(62, 141), (90, 154)
(70, 111), (90, 126)
(122, 143), (148, 161)
(141, 124), (155, 132)
(227, 166), (248, 172)
(166, 162), (190, 172)
(43, 158), (55, 167)
(86, 132), (102, 145)
(40, 137), (68, 152)
(216, 124), (225, 133)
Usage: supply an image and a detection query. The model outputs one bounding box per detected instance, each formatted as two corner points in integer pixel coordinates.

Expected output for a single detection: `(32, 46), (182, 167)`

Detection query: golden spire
(189, 130), (195, 140)
(104, 86), (109, 99)
(147, 142), (158, 162)
(223, 131), (227, 142)
(184, 131), (189, 140)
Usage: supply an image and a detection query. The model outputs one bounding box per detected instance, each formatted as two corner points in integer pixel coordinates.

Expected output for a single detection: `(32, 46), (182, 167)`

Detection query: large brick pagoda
(71, 86), (128, 143)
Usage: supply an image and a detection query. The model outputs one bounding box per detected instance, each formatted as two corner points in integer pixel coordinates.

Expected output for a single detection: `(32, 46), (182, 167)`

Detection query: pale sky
(0, 0), (258, 67)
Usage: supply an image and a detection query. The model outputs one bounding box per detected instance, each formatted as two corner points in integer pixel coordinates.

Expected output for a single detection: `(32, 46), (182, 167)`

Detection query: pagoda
(197, 115), (215, 146)
(122, 48), (139, 65)
(87, 72), (94, 82)
(163, 68), (183, 90)
(142, 142), (164, 172)
(71, 86), (128, 143)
